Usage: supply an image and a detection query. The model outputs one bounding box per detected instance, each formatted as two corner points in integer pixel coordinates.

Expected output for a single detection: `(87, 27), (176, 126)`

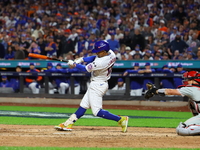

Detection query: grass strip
(0, 106), (192, 128)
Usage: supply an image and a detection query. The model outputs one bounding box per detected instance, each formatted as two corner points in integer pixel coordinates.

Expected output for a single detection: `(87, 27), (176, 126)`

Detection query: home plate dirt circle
(0, 124), (200, 148)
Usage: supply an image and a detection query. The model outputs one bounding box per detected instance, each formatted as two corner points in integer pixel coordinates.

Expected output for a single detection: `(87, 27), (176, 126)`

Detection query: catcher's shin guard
(188, 99), (200, 116)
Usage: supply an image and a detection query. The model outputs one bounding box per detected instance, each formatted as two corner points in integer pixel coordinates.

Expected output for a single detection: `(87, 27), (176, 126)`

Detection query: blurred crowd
(0, 0), (200, 61)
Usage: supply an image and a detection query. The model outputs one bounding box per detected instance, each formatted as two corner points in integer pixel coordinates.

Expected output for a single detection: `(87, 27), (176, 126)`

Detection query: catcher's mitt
(144, 82), (158, 99)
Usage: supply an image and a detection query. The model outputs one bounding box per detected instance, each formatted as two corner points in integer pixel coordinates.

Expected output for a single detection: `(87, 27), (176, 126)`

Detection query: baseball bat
(28, 53), (69, 63)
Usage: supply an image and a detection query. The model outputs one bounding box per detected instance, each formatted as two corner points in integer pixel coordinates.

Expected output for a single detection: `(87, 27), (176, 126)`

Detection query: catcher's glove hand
(144, 82), (158, 99)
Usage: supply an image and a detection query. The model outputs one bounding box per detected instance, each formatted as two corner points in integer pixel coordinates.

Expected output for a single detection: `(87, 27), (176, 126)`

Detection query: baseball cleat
(118, 116), (129, 133)
(54, 123), (73, 131)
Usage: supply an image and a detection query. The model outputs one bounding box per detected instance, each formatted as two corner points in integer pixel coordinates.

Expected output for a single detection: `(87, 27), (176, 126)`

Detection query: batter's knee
(91, 108), (101, 116)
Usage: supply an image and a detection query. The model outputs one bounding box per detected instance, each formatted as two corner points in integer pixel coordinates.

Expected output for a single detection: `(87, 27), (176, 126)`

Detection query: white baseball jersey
(178, 86), (200, 102)
(80, 50), (116, 116)
(85, 50), (116, 82)
(176, 86), (200, 135)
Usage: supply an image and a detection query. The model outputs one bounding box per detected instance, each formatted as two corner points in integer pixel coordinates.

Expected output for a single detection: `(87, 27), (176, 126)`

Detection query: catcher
(144, 71), (200, 136)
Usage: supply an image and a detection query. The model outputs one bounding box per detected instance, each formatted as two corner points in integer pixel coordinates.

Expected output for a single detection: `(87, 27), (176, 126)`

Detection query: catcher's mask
(182, 71), (200, 85)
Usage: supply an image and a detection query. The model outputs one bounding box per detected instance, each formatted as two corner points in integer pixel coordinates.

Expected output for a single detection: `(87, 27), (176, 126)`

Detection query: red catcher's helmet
(182, 71), (200, 85)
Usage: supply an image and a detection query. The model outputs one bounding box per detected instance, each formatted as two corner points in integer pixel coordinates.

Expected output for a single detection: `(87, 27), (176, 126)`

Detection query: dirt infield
(1, 103), (198, 148)
(0, 125), (200, 148)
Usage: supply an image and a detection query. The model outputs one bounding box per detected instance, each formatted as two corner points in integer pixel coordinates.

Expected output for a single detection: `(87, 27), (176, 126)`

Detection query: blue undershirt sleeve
(75, 64), (88, 72)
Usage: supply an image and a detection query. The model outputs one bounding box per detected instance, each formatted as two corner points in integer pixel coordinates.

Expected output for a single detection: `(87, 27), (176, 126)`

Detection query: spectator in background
(115, 28), (124, 41)
(25, 63), (42, 94)
(119, 29), (132, 48)
(167, 33), (189, 57)
(107, 33), (120, 51)
(196, 50), (200, 60)
(131, 28), (146, 51)
(154, 54), (162, 60)
(142, 50), (154, 60)
(45, 36), (57, 58)
(185, 52), (195, 60)
(186, 33), (200, 56)
(146, 35), (156, 52)
(132, 47), (142, 60)
(69, 28), (79, 46)
(37, 37), (47, 55)
(124, 46), (132, 60)
(169, 27), (179, 42)
(162, 52), (170, 60)
(74, 34), (88, 55)
(89, 21), (100, 38)
(28, 41), (41, 59)
(133, 53), (141, 60)
(0, 76), (11, 88)
(4, 45), (15, 60)
(60, 29), (74, 57)
(152, 44), (161, 55)
(158, 20), (168, 33)
(123, 63), (143, 96)
(178, 54), (185, 60)
(172, 5), (187, 24)
(19, 34), (30, 59)
(172, 50), (180, 60)
(14, 43), (25, 60)
(112, 78), (126, 90)
(142, 26), (154, 43)
(157, 32), (170, 52)
(87, 32), (98, 52)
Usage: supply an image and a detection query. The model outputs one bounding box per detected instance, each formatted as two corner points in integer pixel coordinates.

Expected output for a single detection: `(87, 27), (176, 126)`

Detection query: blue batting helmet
(92, 40), (110, 53)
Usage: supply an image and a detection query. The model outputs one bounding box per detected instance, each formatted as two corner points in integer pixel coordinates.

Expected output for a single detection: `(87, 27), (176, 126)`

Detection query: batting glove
(67, 60), (75, 66)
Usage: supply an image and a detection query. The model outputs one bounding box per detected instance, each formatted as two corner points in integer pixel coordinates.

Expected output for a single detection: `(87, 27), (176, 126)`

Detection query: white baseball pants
(80, 81), (108, 116)
(176, 114), (200, 136)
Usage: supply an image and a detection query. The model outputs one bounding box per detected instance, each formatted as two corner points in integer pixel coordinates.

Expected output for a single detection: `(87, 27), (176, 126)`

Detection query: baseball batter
(54, 40), (129, 132)
(144, 71), (200, 136)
